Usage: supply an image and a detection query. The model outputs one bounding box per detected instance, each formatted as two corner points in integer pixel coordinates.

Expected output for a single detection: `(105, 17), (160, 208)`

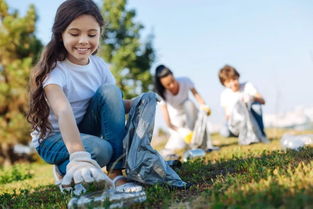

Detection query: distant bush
(0, 165), (33, 184)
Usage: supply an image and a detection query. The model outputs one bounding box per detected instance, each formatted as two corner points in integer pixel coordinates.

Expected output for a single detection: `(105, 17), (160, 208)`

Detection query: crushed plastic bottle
(280, 134), (313, 150)
(67, 189), (146, 209)
(183, 149), (206, 162)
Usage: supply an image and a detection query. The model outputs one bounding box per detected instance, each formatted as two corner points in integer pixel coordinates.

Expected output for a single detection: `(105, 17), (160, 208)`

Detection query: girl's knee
(82, 135), (113, 167)
(96, 84), (122, 100)
(91, 142), (113, 167)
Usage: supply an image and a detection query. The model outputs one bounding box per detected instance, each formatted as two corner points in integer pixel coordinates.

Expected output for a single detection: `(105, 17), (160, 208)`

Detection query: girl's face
(224, 77), (240, 92)
(160, 74), (179, 94)
(62, 15), (101, 65)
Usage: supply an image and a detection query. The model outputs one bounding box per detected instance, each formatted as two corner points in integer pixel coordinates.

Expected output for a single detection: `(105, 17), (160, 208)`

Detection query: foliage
(1, 130), (313, 208)
(0, 164), (33, 184)
(0, 0), (42, 145)
(100, 0), (155, 99)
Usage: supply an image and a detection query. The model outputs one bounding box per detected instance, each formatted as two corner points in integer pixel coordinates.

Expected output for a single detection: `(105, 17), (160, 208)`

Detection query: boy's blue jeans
(36, 85), (126, 175)
(220, 102), (266, 137)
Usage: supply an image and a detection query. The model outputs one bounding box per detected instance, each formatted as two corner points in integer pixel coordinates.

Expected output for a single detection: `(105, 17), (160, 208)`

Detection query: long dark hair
(27, 0), (104, 139)
(154, 64), (173, 100)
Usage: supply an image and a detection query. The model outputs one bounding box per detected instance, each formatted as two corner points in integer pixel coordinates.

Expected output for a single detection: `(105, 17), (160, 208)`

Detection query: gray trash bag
(123, 92), (188, 188)
(190, 111), (217, 150)
(229, 100), (268, 145)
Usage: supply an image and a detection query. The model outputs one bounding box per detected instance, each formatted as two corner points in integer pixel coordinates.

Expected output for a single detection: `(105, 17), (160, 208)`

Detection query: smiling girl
(27, 0), (141, 193)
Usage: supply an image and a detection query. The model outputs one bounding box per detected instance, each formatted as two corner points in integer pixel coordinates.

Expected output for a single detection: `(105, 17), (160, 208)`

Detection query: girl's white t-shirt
(31, 55), (115, 148)
(160, 77), (195, 116)
(220, 81), (258, 116)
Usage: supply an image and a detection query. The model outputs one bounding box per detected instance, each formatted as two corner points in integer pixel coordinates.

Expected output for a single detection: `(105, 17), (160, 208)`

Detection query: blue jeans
(250, 102), (266, 137)
(220, 102), (266, 137)
(36, 85), (126, 175)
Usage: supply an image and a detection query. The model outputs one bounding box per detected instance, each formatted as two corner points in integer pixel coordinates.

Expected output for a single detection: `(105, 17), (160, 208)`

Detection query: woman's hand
(200, 104), (212, 116)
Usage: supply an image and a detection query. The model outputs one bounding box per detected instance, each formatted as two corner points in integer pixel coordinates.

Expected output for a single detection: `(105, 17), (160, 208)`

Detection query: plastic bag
(280, 134), (313, 150)
(190, 111), (218, 150)
(123, 92), (188, 189)
(229, 100), (268, 145)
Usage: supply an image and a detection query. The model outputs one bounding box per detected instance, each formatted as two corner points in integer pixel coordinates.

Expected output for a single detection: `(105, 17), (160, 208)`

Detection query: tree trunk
(0, 143), (15, 166)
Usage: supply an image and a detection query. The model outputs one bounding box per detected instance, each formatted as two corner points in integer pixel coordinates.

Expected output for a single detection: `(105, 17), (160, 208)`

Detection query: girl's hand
(61, 151), (113, 187)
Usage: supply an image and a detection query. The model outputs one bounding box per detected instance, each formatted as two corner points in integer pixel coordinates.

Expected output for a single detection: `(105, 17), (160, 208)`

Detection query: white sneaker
(112, 175), (143, 193)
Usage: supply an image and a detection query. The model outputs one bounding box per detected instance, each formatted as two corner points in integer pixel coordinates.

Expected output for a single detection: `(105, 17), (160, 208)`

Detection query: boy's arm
(245, 82), (265, 104)
(253, 92), (265, 104)
(44, 84), (85, 153)
(220, 92), (231, 120)
(223, 107), (231, 121)
(160, 103), (178, 131)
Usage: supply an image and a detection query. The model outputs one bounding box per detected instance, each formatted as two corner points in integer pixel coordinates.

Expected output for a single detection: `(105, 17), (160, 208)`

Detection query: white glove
(61, 151), (113, 187)
(200, 104), (212, 116)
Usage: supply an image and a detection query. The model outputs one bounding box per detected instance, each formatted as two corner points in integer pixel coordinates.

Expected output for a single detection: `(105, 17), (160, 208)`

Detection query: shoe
(112, 175), (143, 193)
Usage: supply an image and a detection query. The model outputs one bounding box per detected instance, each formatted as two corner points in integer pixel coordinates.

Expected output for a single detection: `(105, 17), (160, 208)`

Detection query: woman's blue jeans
(36, 85), (126, 175)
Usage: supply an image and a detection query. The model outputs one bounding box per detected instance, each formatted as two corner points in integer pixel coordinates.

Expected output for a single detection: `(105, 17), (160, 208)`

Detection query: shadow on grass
(217, 141), (238, 148)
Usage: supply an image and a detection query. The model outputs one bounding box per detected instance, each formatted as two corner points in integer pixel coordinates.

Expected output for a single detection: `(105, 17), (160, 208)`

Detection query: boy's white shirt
(220, 82), (258, 116)
(31, 55), (115, 148)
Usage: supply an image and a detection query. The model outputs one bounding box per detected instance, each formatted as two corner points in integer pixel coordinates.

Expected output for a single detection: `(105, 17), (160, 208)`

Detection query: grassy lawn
(1, 129), (313, 209)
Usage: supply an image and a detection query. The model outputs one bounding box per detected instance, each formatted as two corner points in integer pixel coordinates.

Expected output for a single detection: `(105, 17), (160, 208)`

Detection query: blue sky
(7, 0), (313, 128)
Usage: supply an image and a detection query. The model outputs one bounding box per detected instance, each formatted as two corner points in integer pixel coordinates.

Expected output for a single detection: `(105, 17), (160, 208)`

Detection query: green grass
(1, 129), (313, 209)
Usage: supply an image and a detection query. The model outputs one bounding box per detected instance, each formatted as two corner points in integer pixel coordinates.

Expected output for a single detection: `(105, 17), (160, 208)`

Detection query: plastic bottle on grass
(68, 189), (146, 209)
(280, 134), (313, 150)
(183, 149), (206, 162)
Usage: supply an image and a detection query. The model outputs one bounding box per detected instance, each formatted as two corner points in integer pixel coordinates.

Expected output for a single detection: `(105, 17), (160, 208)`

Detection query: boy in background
(218, 65), (267, 141)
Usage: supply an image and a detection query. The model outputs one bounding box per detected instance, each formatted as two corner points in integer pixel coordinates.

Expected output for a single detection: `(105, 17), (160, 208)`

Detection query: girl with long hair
(27, 0), (141, 193)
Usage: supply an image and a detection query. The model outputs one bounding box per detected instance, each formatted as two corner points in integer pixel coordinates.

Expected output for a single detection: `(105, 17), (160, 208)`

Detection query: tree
(100, 0), (155, 99)
(0, 0), (42, 165)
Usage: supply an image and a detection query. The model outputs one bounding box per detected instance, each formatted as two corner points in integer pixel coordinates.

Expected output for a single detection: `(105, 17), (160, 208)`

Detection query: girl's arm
(44, 84), (84, 153)
(190, 88), (206, 105)
(160, 104), (178, 131)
